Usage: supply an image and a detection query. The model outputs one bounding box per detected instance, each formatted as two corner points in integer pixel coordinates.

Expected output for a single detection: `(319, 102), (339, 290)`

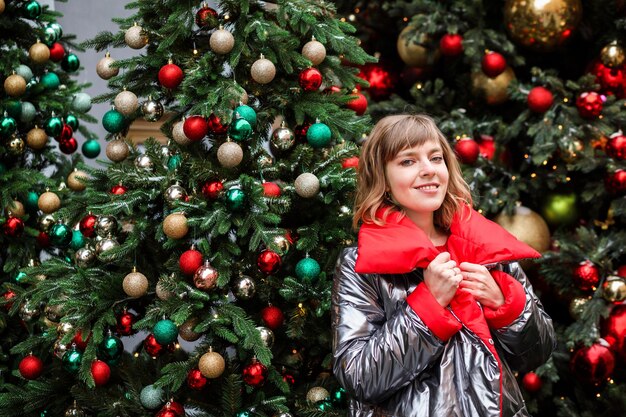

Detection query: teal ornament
(295, 257), (321, 282)
(228, 117), (252, 141)
(331, 387), (347, 407)
(102, 109), (125, 133)
(24, 0), (41, 19)
(71, 93), (92, 113)
(20, 102), (36, 123)
(0, 115), (17, 137)
(15, 65), (33, 82)
(225, 188), (246, 210)
(235, 412), (252, 417)
(65, 114), (79, 130)
(167, 154), (182, 171)
(69, 230), (85, 250)
(5, 100), (22, 119)
(40, 72), (60, 90)
(317, 400), (333, 411)
(48, 23), (63, 39)
(15, 272), (27, 283)
(98, 334), (124, 364)
(49, 223), (73, 247)
(45, 115), (63, 136)
(24, 191), (39, 211)
(61, 53), (80, 72)
(153, 319), (178, 345)
(43, 25), (58, 46)
(306, 122), (332, 148)
(140, 384), (165, 409)
(82, 139), (101, 158)
(61, 348), (83, 373)
(233, 104), (257, 127)
(40, 411), (48, 417)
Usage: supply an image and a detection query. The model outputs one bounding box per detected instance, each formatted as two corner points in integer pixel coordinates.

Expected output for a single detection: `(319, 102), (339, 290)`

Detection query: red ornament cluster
(601, 304), (626, 363)
(116, 311), (137, 336)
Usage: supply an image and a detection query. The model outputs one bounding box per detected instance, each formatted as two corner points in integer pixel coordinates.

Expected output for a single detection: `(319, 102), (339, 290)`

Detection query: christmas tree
(334, 0), (626, 416)
(0, 0), (96, 390)
(0, 1), (374, 416)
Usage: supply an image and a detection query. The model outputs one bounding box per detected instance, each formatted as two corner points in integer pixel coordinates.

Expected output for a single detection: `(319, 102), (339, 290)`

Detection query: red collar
(354, 204), (540, 274)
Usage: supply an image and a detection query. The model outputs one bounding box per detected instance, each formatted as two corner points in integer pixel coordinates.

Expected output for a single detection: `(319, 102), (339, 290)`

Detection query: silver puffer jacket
(331, 206), (556, 417)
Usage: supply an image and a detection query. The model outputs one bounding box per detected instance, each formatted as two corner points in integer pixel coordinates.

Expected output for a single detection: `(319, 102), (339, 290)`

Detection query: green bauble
(69, 230), (85, 250)
(20, 102), (36, 123)
(233, 104), (257, 127)
(43, 25), (58, 46)
(541, 193), (578, 226)
(295, 257), (321, 282)
(61, 349), (83, 373)
(44, 115), (63, 136)
(49, 223), (73, 247)
(15, 65), (33, 83)
(82, 139), (101, 159)
(0, 115), (17, 137)
(71, 93), (92, 113)
(102, 109), (125, 134)
(226, 188), (246, 210)
(65, 114), (79, 130)
(61, 53), (80, 72)
(140, 385), (164, 409)
(228, 117), (252, 141)
(40, 72), (60, 90)
(153, 319), (178, 345)
(331, 387), (347, 407)
(306, 122), (332, 148)
(167, 154), (181, 171)
(24, 0), (41, 18)
(317, 400), (333, 411)
(5, 100), (22, 119)
(98, 334), (123, 364)
(24, 191), (39, 211)
(48, 23), (63, 38)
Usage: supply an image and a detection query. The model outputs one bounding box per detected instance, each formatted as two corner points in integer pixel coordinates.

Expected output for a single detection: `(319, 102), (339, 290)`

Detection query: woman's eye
(400, 159), (414, 166)
(431, 156), (444, 162)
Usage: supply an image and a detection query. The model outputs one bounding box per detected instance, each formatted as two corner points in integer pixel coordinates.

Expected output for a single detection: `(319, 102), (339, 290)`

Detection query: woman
(332, 114), (555, 417)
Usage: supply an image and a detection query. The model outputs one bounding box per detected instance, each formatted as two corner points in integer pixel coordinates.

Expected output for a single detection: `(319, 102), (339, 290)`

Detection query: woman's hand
(458, 262), (505, 309)
(424, 252), (463, 307)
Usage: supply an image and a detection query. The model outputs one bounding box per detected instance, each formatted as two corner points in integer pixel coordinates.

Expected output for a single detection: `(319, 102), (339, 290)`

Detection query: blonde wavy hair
(353, 114), (472, 230)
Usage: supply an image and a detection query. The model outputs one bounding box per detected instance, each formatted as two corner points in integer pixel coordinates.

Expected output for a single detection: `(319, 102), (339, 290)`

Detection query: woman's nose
(420, 161), (435, 176)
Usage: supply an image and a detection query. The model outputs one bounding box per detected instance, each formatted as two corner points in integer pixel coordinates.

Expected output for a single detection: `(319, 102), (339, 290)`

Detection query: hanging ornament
(187, 369), (208, 390)
(481, 51), (507, 78)
(38, 213), (55, 232)
(15, 65), (33, 83)
(541, 193), (578, 226)
(0, 114), (17, 137)
(106, 139), (129, 162)
(342, 156), (359, 169)
(56, 123), (73, 142)
(163, 212), (188, 239)
(7, 135), (25, 155)
(67, 170), (88, 192)
(71, 330), (90, 351)
(527, 86), (554, 113)
(299, 67), (323, 91)
(23, 0), (41, 18)
(522, 372), (542, 392)
(62, 346), (83, 373)
(196, 4), (219, 28)
(4, 73), (27, 97)
(243, 359), (267, 387)
(82, 139), (101, 158)
(295, 258), (321, 282)
(251, 55), (276, 84)
(71, 92), (92, 113)
(601, 304), (626, 362)
(494, 207), (550, 253)
(605, 169), (626, 195)
(90, 360), (111, 386)
(202, 180), (223, 199)
(41, 72), (60, 90)
(306, 122), (331, 148)
(225, 187), (246, 210)
(158, 402), (184, 417)
(3, 217), (25, 238)
(208, 113), (229, 135)
(210, 26), (235, 54)
(165, 183), (186, 206)
(125, 23), (148, 49)
(503, 0), (582, 51)
(96, 215), (118, 237)
(307, 386), (330, 403)
(172, 119), (192, 145)
(357, 63), (397, 101)
(602, 275), (626, 303)
(116, 310), (136, 335)
(49, 42), (65, 61)
(346, 91), (368, 115)
(217, 141), (244, 168)
(98, 333), (123, 364)
(439, 33), (464, 57)
(140, 384), (165, 409)
(228, 117), (252, 141)
(294, 173), (320, 198)
(270, 123), (296, 153)
(135, 153), (154, 170)
(123, 268), (149, 298)
(257, 249), (281, 275)
(600, 41), (625, 68)
(261, 305), (284, 330)
(471, 67), (515, 105)
(194, 260), (219, 290)
(262, 182), (281, 197)
(20, 101), (36, 122)
(179, 317), (202, 342)
(102, 108), (125, 134)
(114, 90), (139, 116)
(69, 229), (86, 251)
(153, 319), (178, 345)
(158, 61), (184, 89)
(199, 350), (226, 378)
(234, 275), (256, 300)
(569, 296), (590, 320)
(156, 279), (175, 301)
(573, 260), (600, 291)
(19, 301), (40, 322)
(454, 137), (480, 165)
(397, 25), (434, 67)
(29, 40), (50, 64)
(95, 237), (120, 260)
(570, 342), (615, 384)
(141, 97), (164, 122)
(576, 91), (605, 118)
(74, 247), (96, 268)
(183, 115), (208, 141)
(49, 222), (73, 247)
(61, 53), (80, 72)
(38, 190), (61, 214)
(302, 37), (326, 65)
(294, 122), (311, 142)
(79, 213), (97, 237)
(6, 200), (25, 218)
(96, 52), (119, 79)
(19, 355), (44, 380)
(144, 333), (166, 357)
(606, 134), (626, 160)
(0, 0), (4, 13)
(233, 104), (257, 127)
(256, 326), (274, 348)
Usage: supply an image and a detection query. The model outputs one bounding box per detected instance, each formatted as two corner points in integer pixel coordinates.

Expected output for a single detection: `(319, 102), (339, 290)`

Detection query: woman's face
(384, 139), (449, 223)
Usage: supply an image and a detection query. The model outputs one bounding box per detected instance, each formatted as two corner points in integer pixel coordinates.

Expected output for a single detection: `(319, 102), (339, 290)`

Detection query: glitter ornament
(307, 386), (330, 403)
(179, 317), (202, 342)
(140, 385), (165, 409)
(4, 74), (27, 97)
(179, 248), (203, 275)
(96, 52), (119, 79)
(163, 213), (188, 239)
(573, 260), (600, 291)
(251, 55), (276, 84)
(199, 350), (226, 378)
(153, 319), (178, 345)
(172, 120), (192, 145)
(67, 170), (88, 191)
(103, 109), (125, 133)
(262, 182), (281, 197)
(71, 92), (92, 113)
(106, 139), (129, 162)
(294, 173), (320, 198)
(295, 257), (321, 282)
(114, 90), (139, 116)
(302, 37), (326, 65)
(217, 141), (243, 168)
(29, 41), (50, 64)
(38, 191), (61, 213)
(261, 305), (284, 330)
(396, 25), (432, 68)
(26, 127), (48, 150)
(123, 269), (149, 297)
(306, 122), (331, 148)
(125, 24), (148, 49)
(210, 27), (235, 54)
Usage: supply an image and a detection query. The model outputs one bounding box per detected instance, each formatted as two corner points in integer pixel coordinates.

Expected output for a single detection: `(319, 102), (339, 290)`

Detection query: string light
(563, 98), (569, 103)
(531, 173), (537, 178)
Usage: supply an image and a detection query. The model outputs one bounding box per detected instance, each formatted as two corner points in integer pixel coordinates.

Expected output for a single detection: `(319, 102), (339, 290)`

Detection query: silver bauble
(75, 246), (96, 268)
(106, 139), (130, 162)
(306, 386), (330, 403)
(270, 125), (295, 152)
(294, 173), (320, 198)
(251, 56), (276, 84)
(141, 98), (164, 122)
(217, 141), (243, 168)
(38, 214), (56, 232)
(160, 145), (171, 158)
(53, 340), (68, 359)
(256, 326), (274, 348)
(135, 154), (154, 170)
(95, 237), (119, 260)
(125, 24), (148, 49)
(96, 53), (119, 80)
(95, 215), (118, 237)
(234, 275), (256, 300)
(172, 120), (192, 146)
(19, 302), (40, 322)
(210, 27), (235, 55)
(193, 261), (219, 291)
(114, 90), (139, 116)
(302, 38), (326, 65)
(165, 183), (187, 206)
(272, 235), (290, 255)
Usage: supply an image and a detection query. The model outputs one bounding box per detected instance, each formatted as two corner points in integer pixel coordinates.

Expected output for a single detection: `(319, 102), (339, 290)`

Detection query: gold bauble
(179, 317), (202, 342)
(602, 275), (626, 303)
(251, 56), (276, 84)
(26, 127), (48, 150)
(6, 200), (25, 218)
(306, 386), (330, 403)
(124, 24), (148, 49)
(67, 170), (88, 192)
(163, 212), (188, 239)
(38, 191), (61, 214)
(396, 25), (435, 67)
(471, 66), (516, 105)
(4, 74), (27, 97)
(105, 139), (129, 162)
(114, 90), (139, 116)
(96, 52), (119, 80)
(302, 38), (326, 65)
(29, 41), (50, 64)
(503, 0), (582, 52)
(600, 41), (625, 68)
(294, 173), (320, 198)
(7, 135), (24, 155)
(217, 141), (243, 168)
(209, 27), (235, 55)
(123, 270), (149, 298)
(198, 350), (226, 378)
(494, 206), (551, 253)
(569, 296), (590, 320)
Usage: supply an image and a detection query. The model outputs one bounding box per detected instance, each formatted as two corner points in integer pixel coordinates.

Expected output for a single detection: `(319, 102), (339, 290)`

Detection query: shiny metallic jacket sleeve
(492, 262), (556, 373)
(331, 248), (444, 404)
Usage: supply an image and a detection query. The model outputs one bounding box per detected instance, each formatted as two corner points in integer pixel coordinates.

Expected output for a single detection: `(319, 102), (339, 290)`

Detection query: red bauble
(454, 138), (480, 165)
(195, 5), (218, 28)
(158, 63), (184, 89)
(570, 343), (615, 385)
(91, 360), (111, 386)
(601, 304), (626, 363)
(57, 123), (73, 142)
(243, 360), (267, 387)
(49, 42), (65, 62)
(72, 330), (91, 350)
(481, 51), (507, 78)
(261, 305), (284, 330)
(522, 371), (542, 392)
(576, 91), (605, 119)
(79, 214), (97, 237)
(357, 63), (396, 101)
(439, 34), (464, 57)
(589, 60), (626, 97)
(180, 249), (203, 275)
(262, 182), (281, 197)
(36, 231), (51, 247)
(187, 368), (208, 390)
(299, 68), (323, 92)
(19, 355), (43, 380)
(605, 169), (626, 195)
(59, 137), (78, 154)
(617, 265), (626, 278)
(3, 216), (24, 237)
(477, 134), (496, 160)
(201, 180), (223, 199)
(144, 333), (165, 356)
(346, 92), (368, 115)
(161, 401), (185, 417)
(257, 250), (281, 275)
(207, 113), (228, 135)
(183, 116), (208, 142)
(294, 122), (311, 142)
(573, 260), (600, 291)
(110, 184), (128, 195)
(341, 156), (359, 169)
(116, 311), (137, 336)
(606, 135), (626, 160)
(527, 86), (554, 113)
